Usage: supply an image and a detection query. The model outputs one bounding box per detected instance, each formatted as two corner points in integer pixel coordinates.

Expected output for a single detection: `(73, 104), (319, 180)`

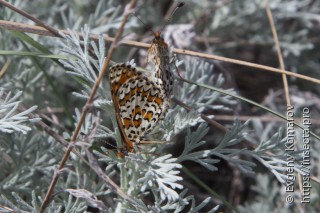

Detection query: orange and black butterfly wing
(109, 63), (169, 151)
(110, 64), (138, 151)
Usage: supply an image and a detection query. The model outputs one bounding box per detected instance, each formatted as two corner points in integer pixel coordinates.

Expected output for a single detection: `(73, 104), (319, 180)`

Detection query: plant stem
(39, 0), (138, 212)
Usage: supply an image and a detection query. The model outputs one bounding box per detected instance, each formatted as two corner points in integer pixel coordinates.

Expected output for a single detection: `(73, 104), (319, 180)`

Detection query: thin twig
(0, 19), (320, 85)
(15, 99), (139, 210)
(265, 0), (304, 199)
(25, 108), (139, 210)
(0, 205), (14, 212)
(214, 114), (320, 125)
(0, 0), (61, 37)
(0, 60), (11, 78)
(172, 96), (320, 187)
(0, 1), (97, 57)
(85, 150), (139, 206)
(265, 0), (291, 105)
(172, 97), (260, 151)
(40, 113), (68, 132)
(39, 0), (138, 212)
(172, 47), (320, 84)
(172, 97), (226, 133)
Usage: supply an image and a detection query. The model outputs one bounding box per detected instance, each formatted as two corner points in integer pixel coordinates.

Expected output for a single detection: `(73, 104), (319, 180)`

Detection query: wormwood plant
(1, 0), (320, 212)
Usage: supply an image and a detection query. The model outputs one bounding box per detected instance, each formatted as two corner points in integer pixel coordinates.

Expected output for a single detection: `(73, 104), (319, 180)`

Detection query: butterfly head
(147, 31), (169, 65)
(151, 32), (168, 47)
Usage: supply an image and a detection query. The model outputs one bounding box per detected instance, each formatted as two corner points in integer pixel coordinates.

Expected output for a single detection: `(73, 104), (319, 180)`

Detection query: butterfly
(109, 32), (173, 153)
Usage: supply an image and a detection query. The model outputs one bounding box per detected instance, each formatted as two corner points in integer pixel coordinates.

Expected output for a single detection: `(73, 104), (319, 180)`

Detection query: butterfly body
(147, 32), (174, 97)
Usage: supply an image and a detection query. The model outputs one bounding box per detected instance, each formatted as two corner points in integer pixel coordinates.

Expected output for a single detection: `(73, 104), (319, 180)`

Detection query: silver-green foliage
(0, 89), (38, 134)
(1, 0), (319, 212)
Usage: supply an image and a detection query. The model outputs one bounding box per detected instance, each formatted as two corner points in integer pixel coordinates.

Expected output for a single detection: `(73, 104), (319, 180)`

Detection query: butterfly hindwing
(110, 63), (169, 145)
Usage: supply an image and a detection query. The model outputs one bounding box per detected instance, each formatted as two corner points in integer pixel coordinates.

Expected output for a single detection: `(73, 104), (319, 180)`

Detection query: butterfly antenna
(132, 12), (155, 34)
(160, 2), (185, 33)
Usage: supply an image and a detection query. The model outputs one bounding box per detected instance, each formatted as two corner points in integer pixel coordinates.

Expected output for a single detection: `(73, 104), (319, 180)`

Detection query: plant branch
(39, 0), (138, 212)
(214, 114), (320, 125)
(175, 74), (320, 142)
(265, 0), (304, 197)
(13, 103), (139, 211)
(0, 0), (60, 37)
(0, 20), (320, 85)
(172, 97), (226, 133)
(265, 0), (291, 105)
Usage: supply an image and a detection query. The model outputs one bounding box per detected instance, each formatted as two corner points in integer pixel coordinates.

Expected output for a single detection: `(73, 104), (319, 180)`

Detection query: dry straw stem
(0, 0), (158, 210)
(0, 60), (11, 78)
(0, 20), (320, 85)
(0, 204), (14, 212)
(38, 0), (138, 212)
(172, 97), (226, 133)
(0, 0), (60, 37)
(265, 0), (304, 196)
(214, 115), (320, 125)
(15, 105), (139, 210)
(265, 0), (290, 105)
